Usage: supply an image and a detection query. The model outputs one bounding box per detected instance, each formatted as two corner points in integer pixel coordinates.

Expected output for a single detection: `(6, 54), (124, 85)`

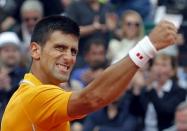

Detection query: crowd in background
(0, 0), (187, 131)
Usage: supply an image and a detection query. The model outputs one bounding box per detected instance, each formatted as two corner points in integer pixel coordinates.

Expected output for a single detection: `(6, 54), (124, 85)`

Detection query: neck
(30, 63), (51, 85)
(30, 63), (62, 85)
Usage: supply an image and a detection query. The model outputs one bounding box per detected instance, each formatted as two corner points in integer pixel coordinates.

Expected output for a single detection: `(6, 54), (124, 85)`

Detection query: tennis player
(1, 15), (178, 131)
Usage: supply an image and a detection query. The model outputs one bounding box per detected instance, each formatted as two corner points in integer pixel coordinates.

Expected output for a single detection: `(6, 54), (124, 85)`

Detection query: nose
(62, 49), (73, 63)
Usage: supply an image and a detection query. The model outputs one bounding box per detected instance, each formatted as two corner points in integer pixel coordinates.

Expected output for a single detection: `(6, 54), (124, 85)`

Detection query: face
(22, 10), (42, 33)
(0, 45), (21, 67)
(151, 57), (174, 84)
(33, 31), (78, 84)
(86, 44), (106, 69)
(122, 14), (141, 39)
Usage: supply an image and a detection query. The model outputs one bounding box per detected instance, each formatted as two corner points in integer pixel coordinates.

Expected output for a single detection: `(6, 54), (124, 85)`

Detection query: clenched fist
(149, 21), (178, 50)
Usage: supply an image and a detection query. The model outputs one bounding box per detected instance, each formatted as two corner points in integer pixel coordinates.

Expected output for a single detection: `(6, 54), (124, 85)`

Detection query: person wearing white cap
(0, 32), (26, 127)
(13, 0), (43, 47)
(0, 32), (21, 70)
(0, 32), (20, 48)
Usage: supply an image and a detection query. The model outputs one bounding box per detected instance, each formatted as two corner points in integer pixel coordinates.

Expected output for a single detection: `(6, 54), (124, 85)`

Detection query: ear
(30, 42), (41, 60)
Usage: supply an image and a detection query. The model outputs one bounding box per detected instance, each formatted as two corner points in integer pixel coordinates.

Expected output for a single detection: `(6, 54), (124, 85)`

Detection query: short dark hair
(31, 15), (80, 46)
(84, 38), (106, 55)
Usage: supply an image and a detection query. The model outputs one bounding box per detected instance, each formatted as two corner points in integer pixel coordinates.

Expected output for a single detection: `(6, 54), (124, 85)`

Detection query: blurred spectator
(177, 64), (187, 89)
(0, 0), (18, 32)
(130, 54), (186, 131)
(82, 71), (145, 131)
(70, 38), (108, 90)
(110, 0), (152, 22)
(175, 101), (187, 131)
(65, 0), (117, 58)
(12, 0), (44, 69)
(107, 10), (144, 64)
(83, 92), (137, 131)
(13, 0), (43, 47)
(0, 32), (26, 124)
(0, 0), (17, 15)
(40, 0), (72, 16)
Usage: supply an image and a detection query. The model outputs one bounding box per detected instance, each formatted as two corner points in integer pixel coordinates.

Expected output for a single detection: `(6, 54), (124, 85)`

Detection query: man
(65, 0), (117, 65)
(13, 0), (43, 46)
(130, 54), (186, 131)
(70, 38), (108, 89)
(13, 0), (44, 68)
(1, 15), (177, 131)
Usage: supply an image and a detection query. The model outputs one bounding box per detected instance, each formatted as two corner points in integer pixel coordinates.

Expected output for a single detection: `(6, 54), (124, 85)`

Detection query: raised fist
(149, 21), (178, 50)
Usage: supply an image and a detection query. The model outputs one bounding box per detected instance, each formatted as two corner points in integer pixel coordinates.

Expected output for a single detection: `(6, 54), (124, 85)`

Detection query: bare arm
(68, 21), (178, 117)
(80, 23), (105, 37)
(69, 56), (137, 116)
(79, 25), (97, 37)
(80, 16), (106, 37)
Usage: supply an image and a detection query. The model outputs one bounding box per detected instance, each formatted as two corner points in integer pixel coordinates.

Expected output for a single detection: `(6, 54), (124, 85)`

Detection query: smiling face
(122, 12), (141, 39)
(151, 55), (175, 85)
(31, 31), (78, 84)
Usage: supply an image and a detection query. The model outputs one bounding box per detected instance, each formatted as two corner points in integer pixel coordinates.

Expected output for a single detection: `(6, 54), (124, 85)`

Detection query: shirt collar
(162, 80), (173, 92)
(22, 73), (42, 86)
(152, 80), (173, 98)
(152, 80), (173, 93)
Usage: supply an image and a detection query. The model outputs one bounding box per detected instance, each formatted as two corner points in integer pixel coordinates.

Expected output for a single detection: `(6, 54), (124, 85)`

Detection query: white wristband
(129, 36), (157, 68)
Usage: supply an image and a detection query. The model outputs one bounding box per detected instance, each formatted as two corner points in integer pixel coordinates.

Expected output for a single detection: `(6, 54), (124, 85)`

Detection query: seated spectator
(130, 54), (186, 131)
(13, 0), (43, 46)
(175, 101), (187, 131)
(70, 38), (108, 90)
(0, 32), (26, 124)
(65, 0), (117, 57)
(83, 92), (137, 131)
(12, 0), (44, 68)
(110, 0), (152, 22)
(81, 71), (145, 131)
(107, 10), (144, 64)
(0, 0), (18, 32)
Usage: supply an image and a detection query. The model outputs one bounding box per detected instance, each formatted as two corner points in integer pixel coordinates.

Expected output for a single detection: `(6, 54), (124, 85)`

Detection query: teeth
(57, 64), (68, 70)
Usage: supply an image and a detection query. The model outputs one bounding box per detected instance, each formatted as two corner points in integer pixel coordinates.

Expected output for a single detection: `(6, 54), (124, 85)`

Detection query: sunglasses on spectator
(23, 17), (39, 22)
(125, 22), (140, 27)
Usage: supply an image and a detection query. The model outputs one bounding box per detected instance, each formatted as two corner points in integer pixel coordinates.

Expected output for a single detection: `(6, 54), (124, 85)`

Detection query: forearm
(80, 25), (96, 37)
(68, 21), (178, 117)
(69, 56), (138, 116)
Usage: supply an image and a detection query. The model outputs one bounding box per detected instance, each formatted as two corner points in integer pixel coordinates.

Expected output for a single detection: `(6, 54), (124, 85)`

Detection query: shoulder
(171, 81), (187, 97)
(35, 85), (71, 96)
(109, 39), (121, 49)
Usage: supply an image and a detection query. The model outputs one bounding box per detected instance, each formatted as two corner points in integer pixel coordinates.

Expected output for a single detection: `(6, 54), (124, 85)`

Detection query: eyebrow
(54, 43), (78, 51)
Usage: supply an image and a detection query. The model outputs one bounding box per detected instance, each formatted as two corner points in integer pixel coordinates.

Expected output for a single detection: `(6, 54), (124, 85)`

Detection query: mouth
(56, 63), (70, 73)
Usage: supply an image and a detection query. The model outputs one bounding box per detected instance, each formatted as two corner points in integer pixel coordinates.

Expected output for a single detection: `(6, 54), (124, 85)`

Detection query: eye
(71, 48), (78, 56)
(55, 45), (66, 52)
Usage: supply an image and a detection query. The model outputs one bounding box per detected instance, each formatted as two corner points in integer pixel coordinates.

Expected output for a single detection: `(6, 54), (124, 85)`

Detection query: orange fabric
(1, 73), (73, 131)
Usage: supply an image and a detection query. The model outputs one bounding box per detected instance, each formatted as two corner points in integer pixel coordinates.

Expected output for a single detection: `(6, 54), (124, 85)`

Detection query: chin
(55, 74), (69, 83)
